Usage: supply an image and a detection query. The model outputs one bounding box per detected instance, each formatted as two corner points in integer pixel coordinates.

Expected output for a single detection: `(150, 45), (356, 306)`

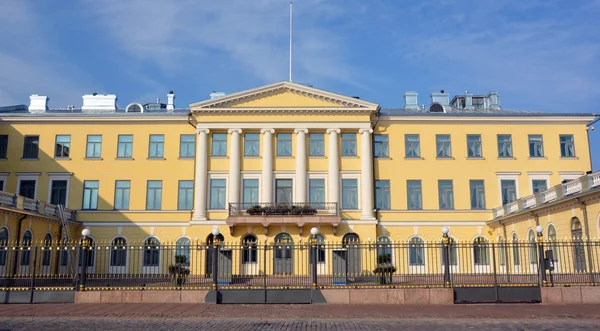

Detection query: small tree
(169, 254), (190, 286)
(373, 253), (395, 284)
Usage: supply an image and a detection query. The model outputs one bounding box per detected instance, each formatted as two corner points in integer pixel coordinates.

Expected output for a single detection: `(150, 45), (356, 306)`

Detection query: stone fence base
(541, 286), (600, 304)
(75, 290), (209, 304)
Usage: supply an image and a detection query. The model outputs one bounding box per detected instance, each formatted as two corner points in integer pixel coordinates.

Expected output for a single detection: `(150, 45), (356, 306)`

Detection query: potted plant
(169, 254), (190, 286)
(373, 253), (395, 285)
(246, 205), (263, 215)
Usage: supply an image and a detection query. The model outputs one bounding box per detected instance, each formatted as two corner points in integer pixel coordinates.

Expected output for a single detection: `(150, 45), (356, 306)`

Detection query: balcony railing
(228, 202), (339, 217)
(493, 171), (600, 219)
(0, 190), (77, 222)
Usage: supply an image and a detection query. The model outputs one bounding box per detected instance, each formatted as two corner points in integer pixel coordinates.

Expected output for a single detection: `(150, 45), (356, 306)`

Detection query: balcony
(226, 202), (341, 235)
(492, 171), (600, 219)
(0, 190), (77, 222)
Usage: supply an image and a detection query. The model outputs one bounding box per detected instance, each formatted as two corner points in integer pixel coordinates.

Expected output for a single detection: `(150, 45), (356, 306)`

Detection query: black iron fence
(1, 238), (599, 291)
(228, 202), (339, 216)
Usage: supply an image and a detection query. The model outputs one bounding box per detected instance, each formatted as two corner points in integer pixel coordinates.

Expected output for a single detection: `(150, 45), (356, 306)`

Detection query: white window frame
(16, 173), (40, 200)
(240, 174), (261, 206)
(558, 171), (584, 182)
(527, 172), (550, 195)
(340, 173), (361, 211)
(47, 173), (72, 208)
(273, 174), (295, 204)
(208, 174), (228, 211)
(0, 172), (8, 191)
(141, 235), (161, 274)
(307, 174), (328, 205)
(108, 235), (129, 274)
(496, 172), (520, 206)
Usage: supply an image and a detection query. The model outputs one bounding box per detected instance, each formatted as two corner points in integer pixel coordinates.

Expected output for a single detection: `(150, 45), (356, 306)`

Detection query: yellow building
(0, 81), (597, 255)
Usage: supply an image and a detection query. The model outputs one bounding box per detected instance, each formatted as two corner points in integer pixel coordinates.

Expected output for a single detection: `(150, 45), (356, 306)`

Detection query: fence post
(310, 229), (318, 290)
(29, 246), (38, 303)
(442, 237), (451, 287)
(212, 237), (219, 293)
(537, 231), (547, 287)
(79, 237), (89, 291)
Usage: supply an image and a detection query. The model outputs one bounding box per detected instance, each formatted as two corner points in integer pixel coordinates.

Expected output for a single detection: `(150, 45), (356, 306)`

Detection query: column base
(192, 216), (207, 221)
(360, 216), (377, 222)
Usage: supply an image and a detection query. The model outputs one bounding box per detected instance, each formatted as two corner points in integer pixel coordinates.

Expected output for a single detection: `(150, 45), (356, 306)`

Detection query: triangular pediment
(190, 81), (379, 113)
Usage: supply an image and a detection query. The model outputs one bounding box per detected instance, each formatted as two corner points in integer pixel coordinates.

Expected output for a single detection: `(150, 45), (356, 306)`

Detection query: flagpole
(289, 2), (293, 82)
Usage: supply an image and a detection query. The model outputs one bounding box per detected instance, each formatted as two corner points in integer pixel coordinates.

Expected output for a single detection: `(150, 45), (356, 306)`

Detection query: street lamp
(81, 228), (91, 238)
(79, 228), (91, 291)
(212, 227), (221, 245)
(309, 227), (319, 289)
(535, 224), (547, 286)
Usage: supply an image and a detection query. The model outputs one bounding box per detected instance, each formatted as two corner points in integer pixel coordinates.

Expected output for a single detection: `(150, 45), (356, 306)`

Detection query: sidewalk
(1, 303), (600, 320)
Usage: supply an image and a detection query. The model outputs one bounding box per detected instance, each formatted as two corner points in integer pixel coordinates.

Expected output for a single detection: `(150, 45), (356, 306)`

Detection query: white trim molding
(16, 173), (41, 199)
(496, 173), (521, 206)
(47, 173), (72, 208)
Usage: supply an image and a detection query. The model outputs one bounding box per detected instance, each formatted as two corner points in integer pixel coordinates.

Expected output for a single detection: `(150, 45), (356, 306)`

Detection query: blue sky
(1, 0), (599, 169)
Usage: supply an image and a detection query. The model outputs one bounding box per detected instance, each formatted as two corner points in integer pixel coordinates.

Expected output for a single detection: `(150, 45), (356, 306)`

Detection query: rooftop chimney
(430, 90), (450, 106)
(28, 94), (48, 113)
(487, 91), (501, 110)
(167, 91), (175, 111)
(81, 93), (117, 113)
(210, 91), (226, 99)
(404, 92), (419, 110)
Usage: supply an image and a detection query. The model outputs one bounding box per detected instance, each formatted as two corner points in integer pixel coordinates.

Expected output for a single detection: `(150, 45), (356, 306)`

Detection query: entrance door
(206, 233), (224, 276)
(273, 233), (293, 275)
(342, 233), (361, 280)
(571, 218), (586, 272)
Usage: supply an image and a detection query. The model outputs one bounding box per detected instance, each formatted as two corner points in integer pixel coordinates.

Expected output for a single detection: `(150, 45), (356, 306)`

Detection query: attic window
(473, 97), (485, 109)
(429, 103), (444, 113)
(126, 103), (143, 113)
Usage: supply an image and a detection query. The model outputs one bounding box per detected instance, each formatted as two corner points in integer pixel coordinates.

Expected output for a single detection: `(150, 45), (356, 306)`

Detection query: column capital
(294, 128), (308, 134)
(227, 128), (242, 134)
(196, 128), (210, 134)
(359, 128), (373, 134)
(326, 128), (341, 135)
(260, 128), (275, 135)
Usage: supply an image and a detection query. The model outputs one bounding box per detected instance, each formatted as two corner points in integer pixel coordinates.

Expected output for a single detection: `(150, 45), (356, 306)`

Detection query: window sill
(147, 157), (166, 160)
(528, 157), (547, 160)
(115, 157), (134, 160)
(276, 156), (294, 158)
(177, 157), (194, 160)
(374, 157), (391, 160)
(54, 157), (71, 161)
(560, 156), (579, 160)
(467, 157), (485, 160)
(436, 157), (454, 160)
(20, 158), (39, 160)
(404, 156), (423, 160)
(84, 157), (103, 161)
(341, 155), (358, 158)
(497, 157), (516, 160)
(207, 209), (227, 212)
(243, 155), (261, 158)
(340, 209), (360, 212)
(210, 155), (229, 159)
(308, 156), (326, 158)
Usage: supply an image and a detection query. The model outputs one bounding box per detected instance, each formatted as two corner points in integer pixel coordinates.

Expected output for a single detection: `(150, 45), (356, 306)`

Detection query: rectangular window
(532, 179), (548, 193)
(341, 179), (358, 209)
(50, 180), (68, 206)
(146, 180), (162, 210)
(82, 180), (99, 210)
(438, 180), (454, 210)
(19, 180), (36, 199)
(114, 180), (130, 210)
(501, 180), (517, 205)
(467, 135), (482, 158)
(436, 134), (452, 158)
(529, 135), (544, 157)
(560, 134), (575, 157)
(86, 135), (102, 158)
(309, 133), (325, 156)
(244, 133), (260, 156)
(375, 180), (390, 210)
(54, 135), (70, 158)
(178, 180), (194, 210)
(405, 134), (420, 157)
(0, 180), (4, 191)
(277, 133), (292, 156)
(341, 133), (356, 156)
(497, 134), (513, 157)
(179, 134), (195, 158)
(117, 135), (133, 158)
(469, 180), (486, 210)
(407, 180), (422, 210)
(0, 135), (7, 159)
(148, 134), (164, 158)
(309, 179), (325, 205)
(211, 133), (227, 156)
(275, 179), (293, 204)
(373, 134), (389, 158)
(242, 179), (259, 208)
(23, 136), (39, 159)
(209, 179), (226, 209)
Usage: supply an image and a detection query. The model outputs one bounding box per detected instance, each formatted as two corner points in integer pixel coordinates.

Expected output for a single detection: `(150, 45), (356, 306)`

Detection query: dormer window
(429, 103), (444, 113)
(472, 97), (485, 109)
(126, 103), (143, 113)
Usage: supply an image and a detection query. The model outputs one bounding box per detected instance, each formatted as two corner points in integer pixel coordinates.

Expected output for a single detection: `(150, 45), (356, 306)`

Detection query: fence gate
(452, 241), (541, 303)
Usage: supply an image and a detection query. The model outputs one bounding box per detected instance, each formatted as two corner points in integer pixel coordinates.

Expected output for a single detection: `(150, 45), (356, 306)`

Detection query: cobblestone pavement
(0, 317), (600, 331)
(0, 304), (600, 330)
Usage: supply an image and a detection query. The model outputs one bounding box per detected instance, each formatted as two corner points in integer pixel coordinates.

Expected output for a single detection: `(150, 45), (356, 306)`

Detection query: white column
(359, 128), (375, 221)
(294, 129), (308, 203)
(261, 129), (275, 204)
(228, 129), (242, 207)
(193, 128), (209, 220)
(326, 129), (340, 209)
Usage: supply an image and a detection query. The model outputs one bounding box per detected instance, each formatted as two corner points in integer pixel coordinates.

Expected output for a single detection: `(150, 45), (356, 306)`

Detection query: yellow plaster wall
(230, 91), (342, 108)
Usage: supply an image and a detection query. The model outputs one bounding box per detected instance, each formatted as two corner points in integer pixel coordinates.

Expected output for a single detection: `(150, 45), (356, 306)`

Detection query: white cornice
(378, 116), (594, 124)
(381, 221), (488, 226)
(0, 116), (189, 123)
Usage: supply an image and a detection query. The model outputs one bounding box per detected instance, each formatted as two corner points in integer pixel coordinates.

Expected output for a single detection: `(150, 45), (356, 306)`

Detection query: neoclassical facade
(0, 81), (597, 248)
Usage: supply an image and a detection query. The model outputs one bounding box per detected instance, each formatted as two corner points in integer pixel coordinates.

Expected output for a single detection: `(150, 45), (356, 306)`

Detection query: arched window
(242, 235), (258, 264)
(512, 233), (520, 266)
(20, 230), (32, 266)
(0, 227), (9, 266)
(342, 233), (360, 246)
(571, 217), (583, 240)
(175, 237), (191, 266)
(497, 236), (506, 266)
(548, 224), (558, 261)
(274, 233), (293, 260)
(408, 237), (424, 266)
(571, 217), (587, 272)
(441, 237), (458, 266)
(110, 237), (127, 267)
(79, 237), (95, 267)
(314, 234), (325, 264)
(473, 237), (489, 265)
(528, 229), (538, 264)
(143, 237), (160, 267)
(377, 236), (392, 260)
(42, 233), (52, 266)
